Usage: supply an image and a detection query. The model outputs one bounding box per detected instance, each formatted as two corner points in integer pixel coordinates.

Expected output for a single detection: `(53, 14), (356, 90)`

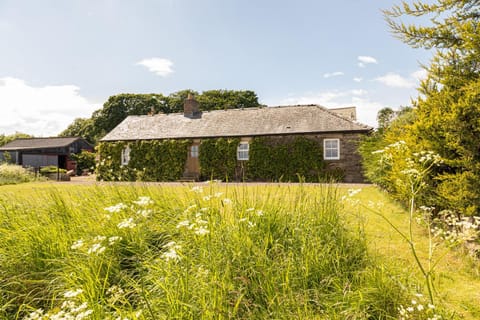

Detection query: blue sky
(0, 0), (432, 136)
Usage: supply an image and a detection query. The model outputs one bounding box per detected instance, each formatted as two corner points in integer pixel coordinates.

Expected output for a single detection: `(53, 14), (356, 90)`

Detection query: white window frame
(323, 139), (340, 160)
(121, 145), (131, 166)
(237, 142), (249, 161)
(190, 145), (199, 158)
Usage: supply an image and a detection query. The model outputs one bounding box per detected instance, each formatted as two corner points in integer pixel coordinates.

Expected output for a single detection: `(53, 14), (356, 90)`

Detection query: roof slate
(101, 105), (372, 142)
(0, 137), (83, 151)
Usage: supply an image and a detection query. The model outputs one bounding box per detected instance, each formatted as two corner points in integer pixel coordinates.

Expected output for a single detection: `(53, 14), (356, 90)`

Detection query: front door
(185, 144), (200, 179)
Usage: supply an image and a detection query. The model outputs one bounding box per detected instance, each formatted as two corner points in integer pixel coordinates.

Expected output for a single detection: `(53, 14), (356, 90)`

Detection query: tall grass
(0, 163), (36, 185)
(0, 183), (406, 319)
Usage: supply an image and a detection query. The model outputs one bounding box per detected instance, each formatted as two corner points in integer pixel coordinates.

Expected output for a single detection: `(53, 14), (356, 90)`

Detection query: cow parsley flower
(133, 196), (153, 206)
(194, 226), (210, 236)
(64, 288), (83, 298)
(71, 239), (84, 250)
(104, 203), (128, 213)
(117, 217), (136, 229)
(191, 186), (203, 193)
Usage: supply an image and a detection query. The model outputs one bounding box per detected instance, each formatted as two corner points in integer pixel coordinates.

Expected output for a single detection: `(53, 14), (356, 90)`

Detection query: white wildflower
(133, 196), (153, 206)
(256, 210), (264, 216)
(137, 209), (152, 218)
(214, 192), (224, 198)
(63, 288), (83, 298)
(108, 236), (122, 245)
(203, 195), (212, 201)
(176, 220), (191, 228)
(191, 186), (203, 193)
(24, 309), (44, 320)
(222, 198), (232, 205)
(194, 226), (210, 236)
(88, 243), (106, 255)
(347, 188), (362, 197)
(104, 203), (128, 213)
(71, 239), (84, 250)
(94, 235), (106, 242)
(246, 208), (255, 212)
(117, 217), (136, 229)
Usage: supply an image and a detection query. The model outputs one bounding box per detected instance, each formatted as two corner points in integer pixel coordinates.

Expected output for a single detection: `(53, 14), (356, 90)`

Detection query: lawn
(0, 181), (478, 319)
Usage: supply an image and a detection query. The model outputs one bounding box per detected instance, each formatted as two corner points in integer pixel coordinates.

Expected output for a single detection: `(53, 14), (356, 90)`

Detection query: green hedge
(199, 138), (240, 181)
(246, 136), (327, 182)
(96, 140), (190, 181)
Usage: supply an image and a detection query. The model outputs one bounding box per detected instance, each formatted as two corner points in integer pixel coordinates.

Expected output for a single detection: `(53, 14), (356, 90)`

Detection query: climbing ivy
(246, 136), (327, 182)
(199, 138), (240, 181)
(96, 140), (190, 181)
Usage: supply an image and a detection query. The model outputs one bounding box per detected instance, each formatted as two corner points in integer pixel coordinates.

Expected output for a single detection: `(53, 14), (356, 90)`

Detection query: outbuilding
(0, 137), (93, 172)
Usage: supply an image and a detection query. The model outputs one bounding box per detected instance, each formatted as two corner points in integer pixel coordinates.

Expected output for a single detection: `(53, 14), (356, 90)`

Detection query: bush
(0, 164), (35, 185)
(70, 150), (96, 175)
(39, 166), (67, 174)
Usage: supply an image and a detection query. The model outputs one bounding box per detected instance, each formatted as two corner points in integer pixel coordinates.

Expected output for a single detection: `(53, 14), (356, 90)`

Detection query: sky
(0, 0), (433, 137)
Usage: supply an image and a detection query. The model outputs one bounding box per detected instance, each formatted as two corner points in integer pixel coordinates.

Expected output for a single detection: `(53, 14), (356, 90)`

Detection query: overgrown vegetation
(246, 136), (327, 182)
(366, 0), (480, 217)
(199, 138), (240, 181)
(0, 163), (36, 185)
(96, 140), (190, 181)
(0, 183), (433, 319)
(70, 150), (96, 175)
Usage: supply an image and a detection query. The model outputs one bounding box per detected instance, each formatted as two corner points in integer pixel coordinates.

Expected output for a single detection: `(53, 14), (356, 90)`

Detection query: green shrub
(70, 150), (96, 175)
(0, 164), (35, 185)
(39, 166), (67, 174)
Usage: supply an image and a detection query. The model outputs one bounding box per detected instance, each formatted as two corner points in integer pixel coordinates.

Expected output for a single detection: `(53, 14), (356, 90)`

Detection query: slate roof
(101, 105), (372, 142)
(0, 137), (84, 151)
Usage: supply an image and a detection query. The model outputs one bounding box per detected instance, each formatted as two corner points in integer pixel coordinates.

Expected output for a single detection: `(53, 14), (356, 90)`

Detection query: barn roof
(0, 137), (85, 151)
(101, 105), (372, 142)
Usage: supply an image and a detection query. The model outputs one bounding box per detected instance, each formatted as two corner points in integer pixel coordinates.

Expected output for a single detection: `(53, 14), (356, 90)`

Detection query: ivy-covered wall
(96, 135), (355, 182)
(246, 136), (328, 182)
(96, 140), (190, 181)
(199, 138), (240, 181)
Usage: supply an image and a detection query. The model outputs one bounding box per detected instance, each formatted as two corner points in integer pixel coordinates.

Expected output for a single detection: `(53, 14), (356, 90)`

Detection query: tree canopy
(59, 89), (261, 144)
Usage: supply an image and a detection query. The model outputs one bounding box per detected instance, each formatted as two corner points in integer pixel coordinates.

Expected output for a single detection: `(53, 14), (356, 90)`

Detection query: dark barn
(0, 137), (93, 171)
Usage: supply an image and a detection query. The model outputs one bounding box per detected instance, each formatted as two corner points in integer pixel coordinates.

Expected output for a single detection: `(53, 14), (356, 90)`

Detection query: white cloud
(323, 71), (344, 78)
(136, 57), (174, 77)
(0, 77), (100, 136)
(357, 55), (378, 68)
(353, 77), (363, 82)
(374, 72), (415, 88)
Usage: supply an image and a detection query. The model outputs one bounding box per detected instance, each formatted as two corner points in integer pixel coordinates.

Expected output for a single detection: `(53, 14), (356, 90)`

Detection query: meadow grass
(0, 182), (477, 319)
(344, 186), (480, 320)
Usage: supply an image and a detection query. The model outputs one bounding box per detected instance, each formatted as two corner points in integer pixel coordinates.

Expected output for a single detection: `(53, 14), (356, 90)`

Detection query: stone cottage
(100, 95), (372, 183)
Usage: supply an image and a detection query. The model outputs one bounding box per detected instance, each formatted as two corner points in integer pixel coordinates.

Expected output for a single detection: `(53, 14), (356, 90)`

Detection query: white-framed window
(237, 142), (249, 161)
(190, 145), (199, 158)
(323, 139), (340, 160)
(121, 145), (131, 165)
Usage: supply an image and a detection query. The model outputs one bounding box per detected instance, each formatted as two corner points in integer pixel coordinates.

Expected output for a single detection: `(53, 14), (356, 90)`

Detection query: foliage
(246, 136), (327, 182)
(39, 166), (67, 174)
(96, 140), (190, 181)
(0, 183), (418, 319)
(199, 138), (240, 181)
(0, 132), (33, 147)
(59, 118), (96, 144)
(0, 163), (36, 185)
(70, 150), (96, 175)
(361, 0), (480, 215)
(61, 90), (261, 145)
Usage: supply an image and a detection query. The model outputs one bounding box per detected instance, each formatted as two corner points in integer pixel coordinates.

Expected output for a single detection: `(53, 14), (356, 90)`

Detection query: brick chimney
(184, 93), (200, 118)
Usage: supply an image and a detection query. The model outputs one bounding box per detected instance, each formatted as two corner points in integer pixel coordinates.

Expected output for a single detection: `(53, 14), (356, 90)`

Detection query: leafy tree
(0, 133), (33, 147)
(59, 118), (96, 144)
(381, 0), (480, 215)
(61, 90), (261, 145)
